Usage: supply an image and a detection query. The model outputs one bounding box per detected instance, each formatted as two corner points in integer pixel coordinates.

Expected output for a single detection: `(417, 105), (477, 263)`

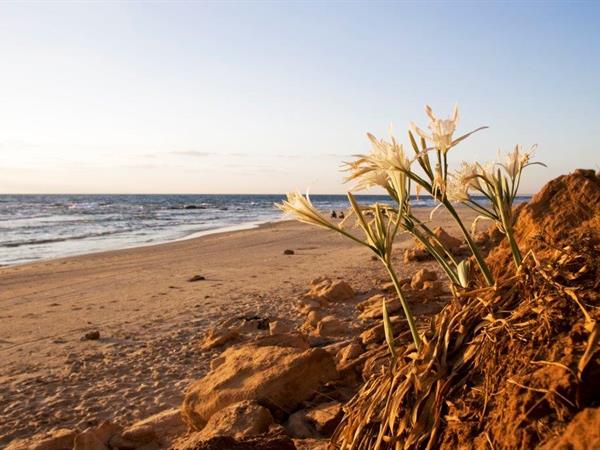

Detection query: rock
(199, 328), (240, 350)
(182, 343), (338, 430)
(82, 330), (100, 341)
(297, 296), (324, 310)
(360, 317), (405, 346)
(117, 408), (185, 448)
(188, 275), (206, 282)
(315, 316), (347, 337)
(294, 438), (329, 450)
(5, 429), (77, 450)
(250, 332), (309, 350)
(74, 421), (121, 450)
(284, 402), (342, 439)
(198, 401), (274, 440)
(357, 295), (401, 320)
(305, 277), (354, 303)
(283, 249), (295, 255)
(284, 410), (317, 439)
(539, 407), (600, 449)
(172, 433), (296, 450)
(422, 281), (443, 296)
(403, 247), (431, 263)
(305, 310), (324, 328)
(269, 320), (291, 335)
(432, 227), (462, 251)
(336, 339), (365, 365)
(410, 269), (438, 289)
(305, 401), (343, 436)
(238, 315), (270, 332)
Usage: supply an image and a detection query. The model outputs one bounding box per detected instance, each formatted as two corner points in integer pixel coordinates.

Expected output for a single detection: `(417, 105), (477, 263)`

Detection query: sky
(0, 1), (599, 194)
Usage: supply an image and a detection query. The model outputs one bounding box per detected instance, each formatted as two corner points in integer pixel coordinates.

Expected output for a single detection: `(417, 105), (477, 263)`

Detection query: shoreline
(1, 217), (284, 269)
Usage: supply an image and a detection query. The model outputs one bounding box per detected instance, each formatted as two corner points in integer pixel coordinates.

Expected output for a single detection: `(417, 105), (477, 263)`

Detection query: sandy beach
(0, 207), (475, 445)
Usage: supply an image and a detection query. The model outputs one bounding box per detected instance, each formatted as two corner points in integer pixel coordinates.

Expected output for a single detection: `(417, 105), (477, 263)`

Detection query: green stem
(497, 205), (522, 269)
(443, 200), (495, 286)
(505, 226), (522, 268)
(383, 260), (421, 351)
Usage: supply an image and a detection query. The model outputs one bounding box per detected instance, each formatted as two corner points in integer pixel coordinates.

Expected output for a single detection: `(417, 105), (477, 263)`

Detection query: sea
(0, 194), (530, 266)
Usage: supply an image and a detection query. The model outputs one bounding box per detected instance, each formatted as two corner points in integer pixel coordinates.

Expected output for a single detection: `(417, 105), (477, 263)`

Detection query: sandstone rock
(294, 438), (329, 450)
(315, 316), (346, 337)
(283, 249), (295, 255)
(539, 407), (600, 449)
(285, 401), (343, 439)
(403, 247), (431, 263)
(5, 429), (77, 450)
(73, 421), (121, 450)
(305, 277), (354, 303)
(236, 316), (269, 333)
(410, 269), (438, 289)
(118, 408), (185, 448)
(182, 343), (338, 430)
(269, 320), (291, 335)
(251, 332), (309, 349)
(336, 339), (365, 365)
(82, 330), (100, 341)
(297, 296), (324, 310)
(284, 410), (317, 439)
(188, 275), (206, 282)
(305, 401), (343, 436)
(357, 295), (401, 320)
(360, 317), (405, 346)
(172, 433), (296, 450)
(198, 401), (274, 440)
(422, 280), (441, 290)
(305, 310), (324, 328)
(199, 328), (240, 351)
(432, 227), (462, 251)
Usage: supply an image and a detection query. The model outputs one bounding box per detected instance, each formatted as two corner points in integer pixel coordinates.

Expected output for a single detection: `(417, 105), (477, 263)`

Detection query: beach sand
(0, 207), (476, 445)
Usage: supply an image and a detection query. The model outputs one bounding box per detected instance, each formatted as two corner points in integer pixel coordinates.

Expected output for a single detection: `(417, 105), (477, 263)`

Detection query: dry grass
(330, 239), (600, 449)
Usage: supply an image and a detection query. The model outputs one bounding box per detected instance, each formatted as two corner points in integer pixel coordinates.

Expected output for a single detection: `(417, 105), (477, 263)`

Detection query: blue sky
(0, 1), (598, 194)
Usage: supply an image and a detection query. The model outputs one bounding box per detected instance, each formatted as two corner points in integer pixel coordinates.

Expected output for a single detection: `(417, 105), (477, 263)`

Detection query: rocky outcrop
(410, 268), (438, 289)
(114, 408), (185, 448)
(182, 342), (338, 430)
(172, 433), (296, 450)
(304, 278), (354, 303)
(5, 429), (77, 450)
(197, 401), (274, 440)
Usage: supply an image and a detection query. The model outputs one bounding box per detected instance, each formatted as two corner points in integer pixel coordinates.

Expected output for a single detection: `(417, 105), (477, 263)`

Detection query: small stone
(269, 321), (291, 335)
(188, 275), (206, 282)
(199, 328), (240, 350)
(410, 269), (438, 289)
(305, 401), (343, 436)
(283, 249), (295, 255)
(315, 316), (346, 337)
(337, 339), (364, 365)
(82, 330), (100, 341)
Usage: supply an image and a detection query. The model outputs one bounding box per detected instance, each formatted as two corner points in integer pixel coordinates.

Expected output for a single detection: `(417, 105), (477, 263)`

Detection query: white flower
(275, 192), (333, 230)
(411, 104), (487, 153)
(411, 104), (459, 153)
(365, 133), (411, 171)
(344, 133), (411, 192)
(500, 144), (537, 180)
